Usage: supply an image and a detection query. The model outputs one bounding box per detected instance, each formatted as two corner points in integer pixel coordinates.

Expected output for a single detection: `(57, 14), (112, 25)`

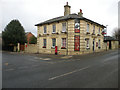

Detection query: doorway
(93, 39), (95, 51)
(109, 41), (112, 49)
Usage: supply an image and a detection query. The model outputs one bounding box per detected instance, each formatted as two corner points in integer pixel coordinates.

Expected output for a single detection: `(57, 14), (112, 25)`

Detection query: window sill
(52, 32), (59, 34)
(51, 46), (55, 49)
(43, 46), (46, 48)
(86, 47), (90, 50)
(86, 32), (90, 34)
(97, 34), (101, 36)
(61, 31), (67, 34)
(61, 47), (66, 49)
(92, 33), (95, 35)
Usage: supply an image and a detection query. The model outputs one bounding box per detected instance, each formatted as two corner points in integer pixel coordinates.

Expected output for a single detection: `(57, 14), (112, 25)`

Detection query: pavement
(2, 49), (119, 88)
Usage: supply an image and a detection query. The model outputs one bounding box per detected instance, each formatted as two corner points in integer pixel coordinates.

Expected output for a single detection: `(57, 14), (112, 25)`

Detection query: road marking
(5, 68), (15, 71)
(48, 66), (90, 80)
(61, 56), (72, 59)
(43, 58), (51, 60)
(102, 55), (118, 62)
(18, 66), (28, 69)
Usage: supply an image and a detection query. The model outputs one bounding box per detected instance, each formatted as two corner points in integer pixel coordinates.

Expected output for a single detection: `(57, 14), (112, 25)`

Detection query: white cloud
(1, 0), (119, 36)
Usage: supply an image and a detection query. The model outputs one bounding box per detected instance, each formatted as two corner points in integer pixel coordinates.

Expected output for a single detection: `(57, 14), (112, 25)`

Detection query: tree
(112, 28), (120, 45)
(2, 19), (27, 49)
(29, 36), (37, 44)
(112, 28), (120, 40)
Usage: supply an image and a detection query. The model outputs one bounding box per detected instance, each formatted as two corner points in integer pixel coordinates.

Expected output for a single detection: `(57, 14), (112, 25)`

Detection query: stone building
(35, 2), (106, 55)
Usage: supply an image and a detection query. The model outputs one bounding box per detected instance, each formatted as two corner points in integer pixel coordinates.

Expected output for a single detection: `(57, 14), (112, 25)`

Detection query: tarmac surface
(2, 49), (119, 88)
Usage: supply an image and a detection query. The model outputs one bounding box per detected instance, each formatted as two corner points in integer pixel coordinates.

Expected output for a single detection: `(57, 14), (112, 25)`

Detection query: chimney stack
(78, 9), (83, 17)
(64, 2), (71, 16)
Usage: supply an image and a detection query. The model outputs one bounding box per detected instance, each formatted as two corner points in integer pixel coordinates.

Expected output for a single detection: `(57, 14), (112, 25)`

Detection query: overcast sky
(0, 0), (119, 36)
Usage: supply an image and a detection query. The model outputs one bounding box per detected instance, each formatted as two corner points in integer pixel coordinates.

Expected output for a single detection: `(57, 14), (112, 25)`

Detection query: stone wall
(25, 44), (37, 53)
(37, 21), (67, 55)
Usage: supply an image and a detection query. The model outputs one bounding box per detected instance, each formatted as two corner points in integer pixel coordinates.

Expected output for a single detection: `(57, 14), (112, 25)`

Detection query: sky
(0, 0), (119, 36)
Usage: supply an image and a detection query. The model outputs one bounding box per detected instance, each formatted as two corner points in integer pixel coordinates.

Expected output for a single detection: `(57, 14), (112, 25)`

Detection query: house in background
(26, 32), (35, 44)
(104, 36), (119, 50)
(35, 2), (107, 55)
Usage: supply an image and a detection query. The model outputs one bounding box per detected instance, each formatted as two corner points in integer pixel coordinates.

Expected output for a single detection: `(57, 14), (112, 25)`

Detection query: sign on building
(75, 19), (80, 33)
(74, 35), (80, 51)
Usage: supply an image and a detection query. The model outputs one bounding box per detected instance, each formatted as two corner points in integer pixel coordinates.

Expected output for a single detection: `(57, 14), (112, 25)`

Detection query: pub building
(35, 2), (107, 55)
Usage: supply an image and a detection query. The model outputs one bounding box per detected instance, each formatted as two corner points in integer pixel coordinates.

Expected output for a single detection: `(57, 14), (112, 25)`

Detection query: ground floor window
(85, 38), (90, 49)
(98, 40), (101, 49)
(43, 39), (46, 48)
(52, 38), (56, 48)
(74, 36), (80, 51)
(61, 38), (66, 49)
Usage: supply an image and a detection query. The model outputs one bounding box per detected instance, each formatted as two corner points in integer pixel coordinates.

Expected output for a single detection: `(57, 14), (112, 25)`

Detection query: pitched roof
(35, 14), (106, 28)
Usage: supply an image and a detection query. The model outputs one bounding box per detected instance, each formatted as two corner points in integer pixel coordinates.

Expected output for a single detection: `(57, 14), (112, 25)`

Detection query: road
(2, 49), (119, 88)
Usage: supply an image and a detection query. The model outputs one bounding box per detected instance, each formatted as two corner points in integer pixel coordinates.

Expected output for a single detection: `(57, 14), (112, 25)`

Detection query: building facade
(35, 2), (106, 55)
(26, 32), (35, 44)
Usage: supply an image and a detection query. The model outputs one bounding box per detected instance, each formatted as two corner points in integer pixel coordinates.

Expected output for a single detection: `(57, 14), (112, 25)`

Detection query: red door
(74, 36), (80, 51)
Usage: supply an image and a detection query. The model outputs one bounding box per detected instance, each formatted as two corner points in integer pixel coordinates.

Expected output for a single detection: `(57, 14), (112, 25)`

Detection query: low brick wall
(25, 44), (37, 53)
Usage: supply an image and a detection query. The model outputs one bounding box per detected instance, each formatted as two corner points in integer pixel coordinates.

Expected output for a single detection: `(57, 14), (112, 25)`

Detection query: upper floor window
(61, 38), (66, 48)
(52, 38), (56, 48)
(93, 25), (95, 34)
(98, 27), (100, 34)
(44, 26), (47, 34)
(86, 24), (89, 32)
(62, 23), (66, 32)
(53, 25), (56, 33)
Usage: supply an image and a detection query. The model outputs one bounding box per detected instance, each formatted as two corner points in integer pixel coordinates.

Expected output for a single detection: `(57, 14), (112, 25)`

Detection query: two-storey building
(35, 2), (106, 55)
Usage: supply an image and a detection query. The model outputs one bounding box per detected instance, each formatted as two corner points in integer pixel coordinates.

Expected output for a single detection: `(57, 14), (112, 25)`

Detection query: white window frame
(98, 27), (100, 34)
(98, 40), (101, 48)
(43, 39), (46, 47)
(44, 26), (47, 34)
(87, 24), (89, 32)
(61, 38), (66, 48)
(52, 24), (56, 33)
(93, 25), (95, 34)
(52, 38), (56, 48)
(62, 23), (66, 32)
(86, 39), (90, 49)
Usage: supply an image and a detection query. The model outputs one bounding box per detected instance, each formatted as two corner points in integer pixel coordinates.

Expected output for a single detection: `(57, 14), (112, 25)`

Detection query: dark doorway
(93, 39), (95, 51)
(109, 41), (112, 49)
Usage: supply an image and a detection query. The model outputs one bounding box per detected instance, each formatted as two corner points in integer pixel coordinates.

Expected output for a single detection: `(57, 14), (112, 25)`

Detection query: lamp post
(105, 25), (108, 51)
(106, 25), (108, 36)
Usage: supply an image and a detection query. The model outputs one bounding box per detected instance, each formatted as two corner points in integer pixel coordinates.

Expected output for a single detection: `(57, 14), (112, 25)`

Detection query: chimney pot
(80, 9), (82, 13)
(78, 9), (83, 17)
(66, 2), (68, 5)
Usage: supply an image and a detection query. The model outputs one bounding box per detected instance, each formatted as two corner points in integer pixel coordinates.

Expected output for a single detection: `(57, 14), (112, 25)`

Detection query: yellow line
(48, 66), (90, 80)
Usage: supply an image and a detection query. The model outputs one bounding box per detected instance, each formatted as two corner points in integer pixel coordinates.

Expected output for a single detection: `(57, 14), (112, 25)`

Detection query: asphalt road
(2, 49), (119, 88)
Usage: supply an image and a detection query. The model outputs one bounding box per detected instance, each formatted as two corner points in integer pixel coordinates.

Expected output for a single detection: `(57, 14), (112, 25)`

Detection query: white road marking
(18, 66), (28, 69)
(5, 68), (15, 71)
(48, 66), (90, 80)
(103, 55), (118, 62)
(43, 58), (51, 60)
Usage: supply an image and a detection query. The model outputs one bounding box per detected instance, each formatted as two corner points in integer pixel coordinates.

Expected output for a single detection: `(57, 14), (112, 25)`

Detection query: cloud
(1, 0), (118, 36)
